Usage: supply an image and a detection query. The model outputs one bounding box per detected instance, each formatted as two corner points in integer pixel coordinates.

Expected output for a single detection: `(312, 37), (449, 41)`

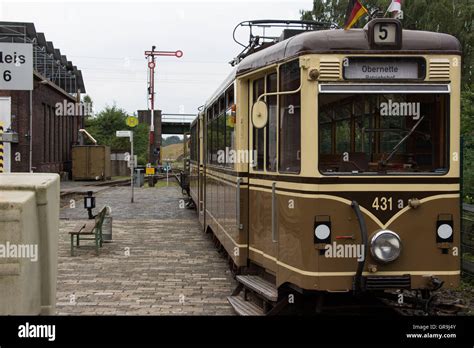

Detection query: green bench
(69, 206), (107, 256)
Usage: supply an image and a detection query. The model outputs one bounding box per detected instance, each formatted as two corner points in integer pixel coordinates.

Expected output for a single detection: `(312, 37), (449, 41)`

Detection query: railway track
(377, 291), (468, 316)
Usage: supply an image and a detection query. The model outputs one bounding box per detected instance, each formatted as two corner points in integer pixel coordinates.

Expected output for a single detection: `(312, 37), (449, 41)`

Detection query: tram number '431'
(372, 197), (393, 211)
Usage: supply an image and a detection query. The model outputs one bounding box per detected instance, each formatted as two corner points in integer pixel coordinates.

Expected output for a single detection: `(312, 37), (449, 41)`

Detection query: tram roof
(202, 28), (461, 111)
(236, 28), (462, 75)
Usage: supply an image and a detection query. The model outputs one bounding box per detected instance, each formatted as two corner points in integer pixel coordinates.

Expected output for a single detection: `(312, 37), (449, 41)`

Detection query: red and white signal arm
(175, 50), (183, 58)
(148, 61), (156, 69)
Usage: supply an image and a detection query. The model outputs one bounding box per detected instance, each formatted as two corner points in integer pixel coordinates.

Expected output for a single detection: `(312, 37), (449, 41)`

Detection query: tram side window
(216, 95), (225, 166)
(193, 123), (199, 162)
(219, 96), (225, 115)
(190, 124), (195, 161)
(218, 112), (225, 166)
(211, 106), (218, 164)
(206, 109), (212, 164)
(279, 60), (301, 173)
(253, 78), (265, 170)
(225, 86), (235, 168)
(266, 73), (277, 172)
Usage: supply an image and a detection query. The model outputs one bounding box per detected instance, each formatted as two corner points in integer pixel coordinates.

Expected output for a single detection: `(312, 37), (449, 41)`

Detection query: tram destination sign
(0, 43), (33, 90)
(343, 57), (425, 80)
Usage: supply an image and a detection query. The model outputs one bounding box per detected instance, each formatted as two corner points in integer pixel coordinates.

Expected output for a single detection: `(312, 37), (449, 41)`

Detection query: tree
(85, 105), (149, 165)
(462, 86), (474, 199)
(162, 135), (183, 147)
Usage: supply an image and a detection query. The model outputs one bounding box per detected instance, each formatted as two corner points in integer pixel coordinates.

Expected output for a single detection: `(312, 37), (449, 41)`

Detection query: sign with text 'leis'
(0, 43), (33, 90)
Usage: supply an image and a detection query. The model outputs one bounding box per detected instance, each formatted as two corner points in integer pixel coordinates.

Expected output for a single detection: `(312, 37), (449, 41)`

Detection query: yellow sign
(126, 116), (139, 128)
(146, 167), (155, 175)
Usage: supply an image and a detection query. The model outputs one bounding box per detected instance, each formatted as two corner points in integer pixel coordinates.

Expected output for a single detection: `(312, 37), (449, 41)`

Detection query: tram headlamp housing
(370, 230), (402, 263)
(436, 221), (453, 242)
(314, 221), (331, 244)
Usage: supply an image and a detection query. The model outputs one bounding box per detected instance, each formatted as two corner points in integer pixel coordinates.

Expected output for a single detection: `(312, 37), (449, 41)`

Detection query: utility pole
(144, 46), (183, 165)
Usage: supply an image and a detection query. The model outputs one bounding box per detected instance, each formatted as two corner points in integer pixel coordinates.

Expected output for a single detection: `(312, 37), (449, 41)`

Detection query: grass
(161, 143), (185, 162)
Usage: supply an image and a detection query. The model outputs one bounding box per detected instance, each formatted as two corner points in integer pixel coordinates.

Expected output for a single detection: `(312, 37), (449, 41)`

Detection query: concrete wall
(111, 152), (130, 177)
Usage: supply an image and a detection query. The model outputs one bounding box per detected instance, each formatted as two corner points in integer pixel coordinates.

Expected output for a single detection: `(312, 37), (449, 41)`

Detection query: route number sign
(368, 19), (402, 50)
(373, 23), (397, 45)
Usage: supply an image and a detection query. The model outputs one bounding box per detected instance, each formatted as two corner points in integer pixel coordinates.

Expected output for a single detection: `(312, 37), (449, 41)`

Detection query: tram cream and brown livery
(189, 18), (461, 313)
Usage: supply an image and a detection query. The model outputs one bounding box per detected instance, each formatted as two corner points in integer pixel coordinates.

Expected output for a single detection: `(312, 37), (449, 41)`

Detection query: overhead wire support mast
(144, 46), (183, 165)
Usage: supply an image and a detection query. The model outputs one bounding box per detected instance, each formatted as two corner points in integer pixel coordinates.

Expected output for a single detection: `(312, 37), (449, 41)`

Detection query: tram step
(236, 275), (278, 302)
(227, 296), (264, 316)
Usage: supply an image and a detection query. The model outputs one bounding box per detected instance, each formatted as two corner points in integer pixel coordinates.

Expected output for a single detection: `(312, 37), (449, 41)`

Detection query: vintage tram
(188, 18), (461, 315)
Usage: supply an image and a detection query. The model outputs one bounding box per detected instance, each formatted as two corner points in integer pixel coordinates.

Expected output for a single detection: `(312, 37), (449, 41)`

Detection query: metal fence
(462, 204), (474, 279)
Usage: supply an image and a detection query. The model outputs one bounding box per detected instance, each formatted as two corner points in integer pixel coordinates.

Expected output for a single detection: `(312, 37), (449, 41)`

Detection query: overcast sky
(0, 0), (312, 116)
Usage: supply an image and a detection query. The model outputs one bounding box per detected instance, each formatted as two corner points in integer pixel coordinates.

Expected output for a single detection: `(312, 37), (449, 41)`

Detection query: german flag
(344, 0), (368, 30)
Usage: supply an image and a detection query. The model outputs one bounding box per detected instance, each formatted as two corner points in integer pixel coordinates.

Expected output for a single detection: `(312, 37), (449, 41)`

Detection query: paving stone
(56, 185), (236, 315)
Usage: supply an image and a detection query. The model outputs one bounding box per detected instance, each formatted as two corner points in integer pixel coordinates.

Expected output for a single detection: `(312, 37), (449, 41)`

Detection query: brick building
(0, 22), (86, 175)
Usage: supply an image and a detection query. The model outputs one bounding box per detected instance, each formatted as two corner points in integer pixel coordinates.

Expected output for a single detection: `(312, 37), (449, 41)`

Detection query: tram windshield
(318, 92), (449, 174)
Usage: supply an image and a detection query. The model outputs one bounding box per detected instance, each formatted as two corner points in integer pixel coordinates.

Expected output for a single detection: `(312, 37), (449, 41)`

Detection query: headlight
(370, 230), (402, 263)
(437, 223), (453, 240)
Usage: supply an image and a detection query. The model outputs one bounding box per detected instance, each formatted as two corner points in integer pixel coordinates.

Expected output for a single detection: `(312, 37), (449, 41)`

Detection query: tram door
(0, 97), (11, 173)
(249, 73), (279, 274)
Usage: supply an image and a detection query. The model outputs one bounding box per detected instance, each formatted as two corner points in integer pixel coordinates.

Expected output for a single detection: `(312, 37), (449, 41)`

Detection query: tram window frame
(213, 103), (219, 120)
(279, 59), (301, 174)
(194, 122), (199, 162)
(226, 87), (234, 107)
(211, 109), (218, 164)
(218, 112), (226, 166)
(219, 96), (225, 115)
(252, 77), (265, 171)
(206, 109), (212, 164)
(266, 72), (278, 172)
(190, 123), (195, 161)
(318, 92), (450, 175)
(225, 85), (235, 168)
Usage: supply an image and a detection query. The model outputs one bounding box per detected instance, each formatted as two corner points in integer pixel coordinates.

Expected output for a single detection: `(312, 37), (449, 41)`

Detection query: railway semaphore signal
(144, 46), (183, 165)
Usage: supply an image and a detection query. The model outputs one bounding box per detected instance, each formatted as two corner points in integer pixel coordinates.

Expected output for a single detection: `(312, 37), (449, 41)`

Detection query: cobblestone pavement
(57, 185), (236, 315)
